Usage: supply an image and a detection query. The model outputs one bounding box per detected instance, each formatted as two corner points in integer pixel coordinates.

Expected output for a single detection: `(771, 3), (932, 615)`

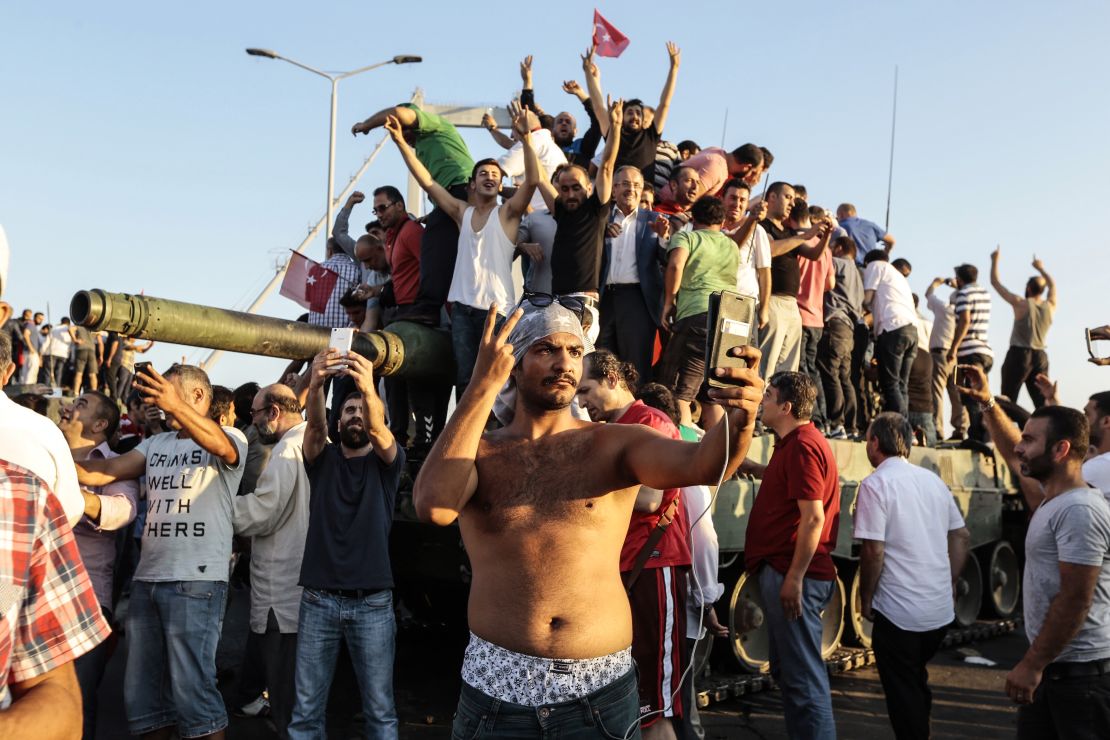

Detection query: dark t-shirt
(615, 126), (662, 183)
(73, 325), (94, 354)
(105, 331), (122, 368)
(551, 192), (611, 294)
(744, 423), (840, 580)
(300, 443), (405, 590)
(762, 219), (801, 297)
(4, 319), (24, 354)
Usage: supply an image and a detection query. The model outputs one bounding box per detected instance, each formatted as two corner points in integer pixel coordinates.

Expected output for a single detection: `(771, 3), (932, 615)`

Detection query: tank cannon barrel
(69, 289), (454, 380)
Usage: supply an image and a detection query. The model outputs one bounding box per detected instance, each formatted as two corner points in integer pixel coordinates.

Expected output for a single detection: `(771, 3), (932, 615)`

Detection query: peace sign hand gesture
(470, 305), (525, 394)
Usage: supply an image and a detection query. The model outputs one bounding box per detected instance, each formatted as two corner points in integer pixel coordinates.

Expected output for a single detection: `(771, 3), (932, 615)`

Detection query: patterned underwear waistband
(461, 632), (633, 707)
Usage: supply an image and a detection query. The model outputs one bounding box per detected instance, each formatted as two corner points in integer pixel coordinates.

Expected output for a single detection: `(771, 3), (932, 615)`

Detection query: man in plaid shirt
(307, 238), (361, 329)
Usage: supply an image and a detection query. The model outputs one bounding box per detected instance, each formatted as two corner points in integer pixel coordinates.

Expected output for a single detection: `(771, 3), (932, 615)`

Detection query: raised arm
(383, 114), (467, 225)
(481, 112), (515, 150)
(351, 104), (418, 136)
(345, 350), (397, 464)
(1032, 256), (1056, 307)
(771, 223), (823, 257)
(302, 349), (339, 465)
(652, 42), (681, 135)
(617, 345), (764, 487)
(332, 191), (364, 259)
(990, 246), (1023, 308)
(503, 102), (540, 221)
(581, 47), (608, 139)
(796, 221), (832, 260)
(955, 363), (1045, 512)
(133, 366), (239, 466)
(414, 307), (523, 525)
(595, 98), (622, 205)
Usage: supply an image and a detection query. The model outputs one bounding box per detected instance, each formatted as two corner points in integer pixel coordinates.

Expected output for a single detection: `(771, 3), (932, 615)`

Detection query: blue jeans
(288, 588), (398, 740)
(124, 580), (228, 737)
(757, 565), (837, 740)
(452, 666), (641, 739)
(451, 304), (491, 395)
(909, 411), (937, 447)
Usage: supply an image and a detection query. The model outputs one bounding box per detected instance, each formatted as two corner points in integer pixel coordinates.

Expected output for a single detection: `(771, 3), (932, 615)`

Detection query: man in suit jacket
(598, 165), (665, 383)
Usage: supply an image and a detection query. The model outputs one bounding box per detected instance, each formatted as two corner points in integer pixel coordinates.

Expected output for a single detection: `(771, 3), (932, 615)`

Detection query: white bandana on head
(492, 301), (594, 425)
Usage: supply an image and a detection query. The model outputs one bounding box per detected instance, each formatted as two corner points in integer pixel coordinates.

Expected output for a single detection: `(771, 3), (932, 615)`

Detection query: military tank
(71, 288), (1027, 665)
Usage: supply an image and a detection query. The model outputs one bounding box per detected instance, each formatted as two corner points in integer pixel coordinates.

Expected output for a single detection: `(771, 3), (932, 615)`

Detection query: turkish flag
(593, 10), (630, 58)
(279, 251), (339, 313)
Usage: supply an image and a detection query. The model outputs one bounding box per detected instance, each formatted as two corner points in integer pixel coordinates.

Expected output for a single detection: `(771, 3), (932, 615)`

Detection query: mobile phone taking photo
(704, 291), (757, 389)
(329, 327), (355, 370)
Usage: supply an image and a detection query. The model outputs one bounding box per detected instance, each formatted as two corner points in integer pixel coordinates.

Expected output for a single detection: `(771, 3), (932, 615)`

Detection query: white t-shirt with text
(133, 427), (247, 582)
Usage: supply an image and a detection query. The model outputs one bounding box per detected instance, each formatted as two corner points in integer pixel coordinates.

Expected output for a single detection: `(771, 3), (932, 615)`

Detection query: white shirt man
(864, 259), (917, 336)
(854, 412), (971, 740)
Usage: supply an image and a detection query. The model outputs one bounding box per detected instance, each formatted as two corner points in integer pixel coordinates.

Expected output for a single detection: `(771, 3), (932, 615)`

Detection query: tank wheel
(847, 568), (873, 648)
(821, 576), (846, 659)
(954, 550), (983, 627)
(728, 570), (769, 672)
(983, 541), (1021, 618)
(728, 570), (846, 671)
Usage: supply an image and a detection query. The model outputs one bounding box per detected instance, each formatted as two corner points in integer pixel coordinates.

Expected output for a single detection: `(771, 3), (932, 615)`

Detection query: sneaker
(827, 425), (848, 440)
(235, 693), (270, 718)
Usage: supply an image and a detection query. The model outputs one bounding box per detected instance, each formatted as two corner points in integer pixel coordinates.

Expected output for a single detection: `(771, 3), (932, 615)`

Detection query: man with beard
(75, 363), (247, 740)
(233, 384), (308, 738)
(415, 301), (763, 739)
(541, 97), (623, 300)
(289, 350), (402, 739)
(58, 390), (140, 739)
(585, 43), (681, 184)
(385, 105), (538, 397)
(958, 365), (1110, 737)
(1082, 392), (1110, 499)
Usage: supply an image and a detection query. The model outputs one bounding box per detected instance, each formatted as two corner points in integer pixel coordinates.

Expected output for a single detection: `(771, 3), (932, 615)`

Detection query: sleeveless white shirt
(448, 205), (518, 311)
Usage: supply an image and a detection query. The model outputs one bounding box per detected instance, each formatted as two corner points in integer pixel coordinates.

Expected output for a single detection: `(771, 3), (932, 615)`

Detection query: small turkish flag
(592, 10), (630, 58)
(279, 251), (339, 314)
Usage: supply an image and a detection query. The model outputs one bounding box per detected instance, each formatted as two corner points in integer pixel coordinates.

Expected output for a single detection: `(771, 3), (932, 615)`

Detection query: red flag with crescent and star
(593, 10), (630, 58)
(279, 250), (339, 313)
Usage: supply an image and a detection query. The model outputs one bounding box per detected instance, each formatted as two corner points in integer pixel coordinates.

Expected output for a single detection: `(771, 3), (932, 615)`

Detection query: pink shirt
(797, 249), (833, 328)
(659, 147), (729, 203)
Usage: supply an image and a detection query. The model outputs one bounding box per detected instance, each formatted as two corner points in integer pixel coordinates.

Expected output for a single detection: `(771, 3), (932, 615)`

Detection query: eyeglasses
(249, 404), (273, 417)
(372, 201), (398, 215)
(518, 291), (586, 321)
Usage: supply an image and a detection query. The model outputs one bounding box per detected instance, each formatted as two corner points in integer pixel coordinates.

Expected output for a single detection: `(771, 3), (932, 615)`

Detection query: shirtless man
(414, 302), (763, 738)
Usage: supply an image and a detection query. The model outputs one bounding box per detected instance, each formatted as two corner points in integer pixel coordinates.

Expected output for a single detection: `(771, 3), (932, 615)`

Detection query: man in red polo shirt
(371, 185), (422, 311)
(742, 371), (840, 740)
(577, 348), (691, 740)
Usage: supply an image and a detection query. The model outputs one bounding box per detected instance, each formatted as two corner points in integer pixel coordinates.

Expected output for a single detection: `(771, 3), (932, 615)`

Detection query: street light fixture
(246, 48), (422, 248)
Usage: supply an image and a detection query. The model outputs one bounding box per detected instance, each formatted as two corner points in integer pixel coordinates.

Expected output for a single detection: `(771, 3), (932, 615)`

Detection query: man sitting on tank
(414, 299), (763, 738)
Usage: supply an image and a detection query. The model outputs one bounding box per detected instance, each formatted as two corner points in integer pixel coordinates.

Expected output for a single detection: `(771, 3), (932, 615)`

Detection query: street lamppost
(246, 48), (421, 246)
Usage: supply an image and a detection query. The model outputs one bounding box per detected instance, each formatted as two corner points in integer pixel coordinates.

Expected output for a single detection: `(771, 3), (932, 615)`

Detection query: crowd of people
(1, 42), (1110, 740)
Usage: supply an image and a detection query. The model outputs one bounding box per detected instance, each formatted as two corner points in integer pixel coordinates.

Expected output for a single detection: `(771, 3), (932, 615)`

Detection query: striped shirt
(954, 283), (992, 358)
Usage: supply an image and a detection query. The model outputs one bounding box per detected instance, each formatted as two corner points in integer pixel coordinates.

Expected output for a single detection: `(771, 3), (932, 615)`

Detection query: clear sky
(3, 1), (1108, 408)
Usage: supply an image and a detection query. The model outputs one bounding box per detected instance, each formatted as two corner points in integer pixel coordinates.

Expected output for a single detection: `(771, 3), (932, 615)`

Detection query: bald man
(231, 384), (308, 737)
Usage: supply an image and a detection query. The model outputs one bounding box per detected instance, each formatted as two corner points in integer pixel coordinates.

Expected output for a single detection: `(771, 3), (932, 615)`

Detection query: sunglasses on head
(518, 291), (586, 321)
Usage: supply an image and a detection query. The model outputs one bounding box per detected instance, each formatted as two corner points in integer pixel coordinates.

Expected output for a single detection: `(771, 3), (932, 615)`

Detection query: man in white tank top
(385, 103), (540, 396)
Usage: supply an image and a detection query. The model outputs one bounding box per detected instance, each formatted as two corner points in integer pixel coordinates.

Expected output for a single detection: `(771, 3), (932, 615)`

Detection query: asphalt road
(94, 585), (1025, 738)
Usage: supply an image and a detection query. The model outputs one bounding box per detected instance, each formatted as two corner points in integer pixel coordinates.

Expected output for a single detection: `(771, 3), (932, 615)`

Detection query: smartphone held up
(704, 290), (757, 389)
(329, 327), (355, 372)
